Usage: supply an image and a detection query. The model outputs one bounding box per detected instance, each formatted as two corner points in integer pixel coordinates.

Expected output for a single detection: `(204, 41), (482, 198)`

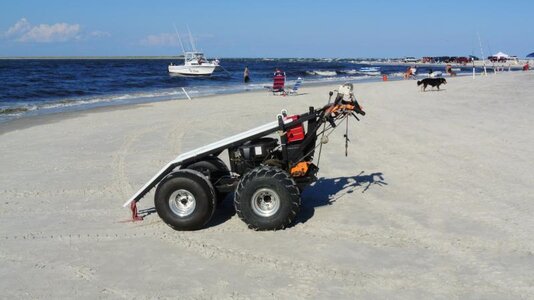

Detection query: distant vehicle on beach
(422, 57), (434, 63)
(488, 56), (507, 63)
(454, 57), (471, 64)
(434, 56), (451, 63)
(508, 56), (519, 63)
(403, 57), (419, 63)
(422, 56), (472, 64)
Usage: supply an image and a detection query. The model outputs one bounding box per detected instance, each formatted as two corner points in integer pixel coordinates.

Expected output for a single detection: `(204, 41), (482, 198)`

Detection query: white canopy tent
(492, 51), (510, 58)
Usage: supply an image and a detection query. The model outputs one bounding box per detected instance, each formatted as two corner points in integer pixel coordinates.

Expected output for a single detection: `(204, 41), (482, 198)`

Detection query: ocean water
(0, 58), (490, 123)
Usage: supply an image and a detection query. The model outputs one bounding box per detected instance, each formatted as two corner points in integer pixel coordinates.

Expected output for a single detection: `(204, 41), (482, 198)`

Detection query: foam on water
(305, 70), (338, 76)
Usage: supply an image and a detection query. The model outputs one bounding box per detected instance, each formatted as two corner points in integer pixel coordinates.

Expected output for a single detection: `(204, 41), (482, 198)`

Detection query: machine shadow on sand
(293, 171), (387, 226)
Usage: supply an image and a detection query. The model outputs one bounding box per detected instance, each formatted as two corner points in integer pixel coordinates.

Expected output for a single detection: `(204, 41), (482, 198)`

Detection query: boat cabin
(185, 52), (207, 66)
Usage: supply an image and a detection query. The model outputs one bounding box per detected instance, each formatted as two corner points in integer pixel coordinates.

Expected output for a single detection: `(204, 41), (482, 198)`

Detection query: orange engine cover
(290, 161), (310, 177)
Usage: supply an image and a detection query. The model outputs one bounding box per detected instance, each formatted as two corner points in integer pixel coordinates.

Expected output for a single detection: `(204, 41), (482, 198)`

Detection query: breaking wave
(305, 70), (337, 76)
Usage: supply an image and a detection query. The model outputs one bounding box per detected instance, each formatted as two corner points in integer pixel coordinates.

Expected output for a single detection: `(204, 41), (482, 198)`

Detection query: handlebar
(325, 103), (365, 116)
(353, 106), (366, 116)
(321, 102), (365, 128)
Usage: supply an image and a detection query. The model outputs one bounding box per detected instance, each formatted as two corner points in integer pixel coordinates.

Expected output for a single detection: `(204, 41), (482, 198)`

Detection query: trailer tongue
(124, 84), (366, 230)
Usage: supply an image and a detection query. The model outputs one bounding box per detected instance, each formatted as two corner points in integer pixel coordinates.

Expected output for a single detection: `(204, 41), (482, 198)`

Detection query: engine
(229, 138), (280, 174)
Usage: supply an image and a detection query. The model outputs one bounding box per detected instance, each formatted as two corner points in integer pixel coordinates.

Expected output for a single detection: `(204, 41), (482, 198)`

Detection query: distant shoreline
(1, 56), (387, 60)
(1, 56), (531, 67)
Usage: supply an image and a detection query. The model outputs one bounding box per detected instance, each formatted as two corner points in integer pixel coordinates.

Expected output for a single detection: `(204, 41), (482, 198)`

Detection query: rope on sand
(181, 87), (192, 100)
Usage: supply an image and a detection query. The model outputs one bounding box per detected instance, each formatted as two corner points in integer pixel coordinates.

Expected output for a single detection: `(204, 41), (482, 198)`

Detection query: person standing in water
(244, 66), (250, 83)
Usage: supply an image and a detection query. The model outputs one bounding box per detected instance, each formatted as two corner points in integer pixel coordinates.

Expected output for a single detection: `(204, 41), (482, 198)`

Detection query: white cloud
(89, 30), (111, 38)
(2, 18), (110, 43)
(4, 18), (31, 38)
(140, 33), (180, 46)
(19, 23), (80, 42)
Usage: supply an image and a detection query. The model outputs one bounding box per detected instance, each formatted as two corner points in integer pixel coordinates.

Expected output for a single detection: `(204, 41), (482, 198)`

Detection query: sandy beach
(1, 71), (533, 298)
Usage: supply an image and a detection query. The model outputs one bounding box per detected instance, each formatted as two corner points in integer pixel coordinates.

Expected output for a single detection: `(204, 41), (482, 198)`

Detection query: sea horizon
(0, 56), (443, 60)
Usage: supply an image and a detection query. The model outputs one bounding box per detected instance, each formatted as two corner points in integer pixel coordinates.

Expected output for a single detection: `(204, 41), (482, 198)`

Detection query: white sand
(1, 72), (533, 299)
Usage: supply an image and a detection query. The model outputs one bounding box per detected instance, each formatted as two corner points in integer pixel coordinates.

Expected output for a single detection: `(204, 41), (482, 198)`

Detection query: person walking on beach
(244, 66), (250, 83)
(404, 67), (415, 79)
(403, 67), (411, 79)
(446, 64), (456, 76)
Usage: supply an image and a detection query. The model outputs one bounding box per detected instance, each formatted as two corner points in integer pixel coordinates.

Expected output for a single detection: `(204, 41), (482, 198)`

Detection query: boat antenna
(173, 23), (186, 53)
(186, 25), (197, 52)
(471, 48), (476, 79)
(477, 31), (487, 76)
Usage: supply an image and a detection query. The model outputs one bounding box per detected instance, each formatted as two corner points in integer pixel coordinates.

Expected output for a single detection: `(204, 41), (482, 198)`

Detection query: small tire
(183, 156), (230, 203)
(234, 166), (300, 230)
(155, 169), (216, 230)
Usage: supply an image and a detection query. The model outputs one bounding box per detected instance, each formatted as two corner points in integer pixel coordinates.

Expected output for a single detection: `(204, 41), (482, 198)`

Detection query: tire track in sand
(2, 229), (374, 288)
(155, 231), (379, 289)
(308, 197), (534, 297)
(111, 126), (162, 198)
(0, 248), (137, 299)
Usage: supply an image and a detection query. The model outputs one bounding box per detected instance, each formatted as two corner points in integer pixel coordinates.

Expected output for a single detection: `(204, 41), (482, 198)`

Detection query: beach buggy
(124, 84), (366, 230)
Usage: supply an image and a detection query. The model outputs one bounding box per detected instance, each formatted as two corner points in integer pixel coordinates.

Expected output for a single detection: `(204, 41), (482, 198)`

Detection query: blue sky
(1, 0), (532, 57)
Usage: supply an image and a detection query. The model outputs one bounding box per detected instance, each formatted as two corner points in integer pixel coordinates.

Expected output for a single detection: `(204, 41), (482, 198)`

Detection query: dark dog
(417, 78), (447, 91)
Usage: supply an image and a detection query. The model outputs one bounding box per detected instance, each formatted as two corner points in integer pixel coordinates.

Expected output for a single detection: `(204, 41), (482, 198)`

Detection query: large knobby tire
(183, 156), (230, 203)
(234, 166), (300, 230)
(155, 169), (216, 230)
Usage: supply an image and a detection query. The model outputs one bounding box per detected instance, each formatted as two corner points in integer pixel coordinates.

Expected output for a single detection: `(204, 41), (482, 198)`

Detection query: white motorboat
(168, 52), (219, 76)
(168, 26), (219, 76)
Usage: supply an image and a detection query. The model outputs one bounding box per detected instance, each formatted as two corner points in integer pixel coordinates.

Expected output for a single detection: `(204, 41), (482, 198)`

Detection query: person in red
(523, 62), (530, 71)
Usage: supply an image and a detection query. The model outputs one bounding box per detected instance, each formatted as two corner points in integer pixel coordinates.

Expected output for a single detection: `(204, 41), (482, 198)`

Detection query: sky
(0, 0), (532, 58)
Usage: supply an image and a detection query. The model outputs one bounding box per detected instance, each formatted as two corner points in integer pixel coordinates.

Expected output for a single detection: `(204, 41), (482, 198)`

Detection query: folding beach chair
(271, 71), (286, 95)
(286, 77), (302, 95)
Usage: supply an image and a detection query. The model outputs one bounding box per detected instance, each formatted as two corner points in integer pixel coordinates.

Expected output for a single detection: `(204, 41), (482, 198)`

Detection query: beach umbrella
(527, 52), (534, 58)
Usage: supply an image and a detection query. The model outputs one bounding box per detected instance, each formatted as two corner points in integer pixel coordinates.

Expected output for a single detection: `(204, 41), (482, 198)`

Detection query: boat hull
(168, 65), (217, 76)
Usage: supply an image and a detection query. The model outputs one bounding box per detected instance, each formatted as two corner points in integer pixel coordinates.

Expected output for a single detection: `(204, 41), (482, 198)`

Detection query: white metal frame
(123, 120), (280, 207)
